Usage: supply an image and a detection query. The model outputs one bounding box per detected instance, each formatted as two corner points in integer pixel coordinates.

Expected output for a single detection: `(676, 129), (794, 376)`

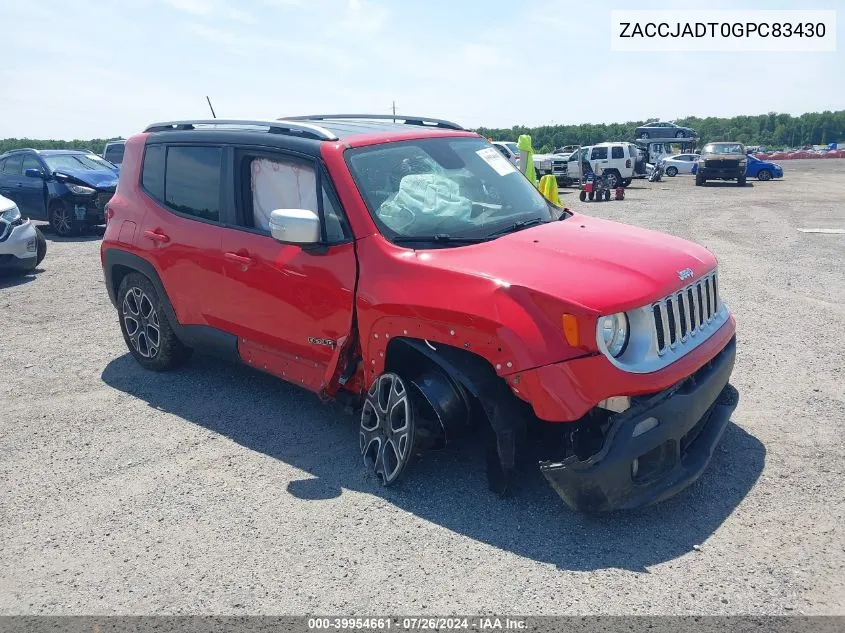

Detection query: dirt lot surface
(1, 159), (843, 615)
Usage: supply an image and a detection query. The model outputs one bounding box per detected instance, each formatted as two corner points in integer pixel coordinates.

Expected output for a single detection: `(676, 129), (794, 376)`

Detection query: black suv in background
(0, 149), (119, 236)
(695, 142), (747, 186)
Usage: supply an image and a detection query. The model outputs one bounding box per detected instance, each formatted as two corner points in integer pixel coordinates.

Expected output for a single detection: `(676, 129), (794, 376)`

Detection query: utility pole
(392, 101), (396, 122)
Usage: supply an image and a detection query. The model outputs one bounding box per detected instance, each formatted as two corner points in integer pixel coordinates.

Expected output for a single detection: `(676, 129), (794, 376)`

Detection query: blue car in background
(0, 149), (119, 236)
(745, 154), (784, 181)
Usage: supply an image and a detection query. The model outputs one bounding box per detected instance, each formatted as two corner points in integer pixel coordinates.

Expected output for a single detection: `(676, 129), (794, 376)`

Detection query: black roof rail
(143, 119), (338, 141)
(3, 148), (38, 154)
(284, 114), (465, 131)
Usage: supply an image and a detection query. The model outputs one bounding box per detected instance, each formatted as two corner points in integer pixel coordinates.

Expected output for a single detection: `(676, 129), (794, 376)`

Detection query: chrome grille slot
(666, 298), (677, 345)
(652, 270), (720, 355)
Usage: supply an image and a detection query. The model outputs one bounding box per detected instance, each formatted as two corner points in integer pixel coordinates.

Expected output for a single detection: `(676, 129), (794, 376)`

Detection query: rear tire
(604, 170), (621, 188)
(695, 173), (705, 186)
(676, 131), (685, 138)
(579, 191), (586, 202)
(666, 166), (678, 177)
(604, 189), (611, 201)
(588, 191), (594, 201)
(117, 272), (192, 371)
(621, 178), (632, 187)
(49, 201), (79, 237)
(738, 175), (747, 186)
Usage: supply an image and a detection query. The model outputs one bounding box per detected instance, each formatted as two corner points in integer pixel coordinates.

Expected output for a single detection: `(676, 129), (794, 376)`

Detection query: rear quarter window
(141, 145), (165, 201)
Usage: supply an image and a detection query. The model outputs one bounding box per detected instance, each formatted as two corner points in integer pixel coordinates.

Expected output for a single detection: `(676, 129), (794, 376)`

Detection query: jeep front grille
(704, 159), (739, 168)
(652, 270), (720, 354)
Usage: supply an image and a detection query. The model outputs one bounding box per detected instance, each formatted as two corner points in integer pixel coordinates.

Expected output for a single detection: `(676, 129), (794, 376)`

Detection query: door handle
(143, 230), (170, 243)
(224, 252), (255, 267)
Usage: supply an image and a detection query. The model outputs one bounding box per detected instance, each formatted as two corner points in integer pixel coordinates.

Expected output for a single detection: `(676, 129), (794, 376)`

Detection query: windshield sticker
(476, 147), (517, 176)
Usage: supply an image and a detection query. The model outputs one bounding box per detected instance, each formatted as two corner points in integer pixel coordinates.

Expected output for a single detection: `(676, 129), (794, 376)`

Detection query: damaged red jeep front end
(329, 132), (738, 511)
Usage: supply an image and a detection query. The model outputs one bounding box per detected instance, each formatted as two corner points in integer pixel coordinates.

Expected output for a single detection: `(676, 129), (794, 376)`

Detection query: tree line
(0, 138), (113, 156)
(2, 110), (844, 155)
(476, 110), (845, 153)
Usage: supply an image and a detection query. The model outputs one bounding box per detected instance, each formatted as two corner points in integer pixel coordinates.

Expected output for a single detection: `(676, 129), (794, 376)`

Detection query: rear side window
(165, 146), (222, 222)
(2, 155), (22, 175)
(141, 145), (165, 200)
(591, 147), (608, 160)
(611, 146), (624, 159)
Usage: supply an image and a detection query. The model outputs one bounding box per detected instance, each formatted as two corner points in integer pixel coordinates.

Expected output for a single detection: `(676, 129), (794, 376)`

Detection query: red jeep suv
(101, 115), (738, 511)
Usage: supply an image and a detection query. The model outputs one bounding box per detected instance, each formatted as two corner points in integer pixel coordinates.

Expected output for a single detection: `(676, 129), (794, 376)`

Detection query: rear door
(216, 148), (357, 393)
(135, 143), (229, 329)
(0, 155), (24, 210)
(19, 154), (48, 220)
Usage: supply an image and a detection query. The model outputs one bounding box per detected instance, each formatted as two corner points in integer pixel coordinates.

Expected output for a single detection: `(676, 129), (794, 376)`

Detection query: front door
(218, 150), (357, 393)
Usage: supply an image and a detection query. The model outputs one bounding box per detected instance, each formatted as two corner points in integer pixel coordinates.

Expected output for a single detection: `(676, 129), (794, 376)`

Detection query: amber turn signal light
(561, 314), (579, 346)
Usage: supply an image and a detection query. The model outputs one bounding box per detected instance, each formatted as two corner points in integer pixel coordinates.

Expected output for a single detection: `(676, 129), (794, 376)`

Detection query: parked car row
(662, 151), (784, 181)
(0, 148), (120, 236)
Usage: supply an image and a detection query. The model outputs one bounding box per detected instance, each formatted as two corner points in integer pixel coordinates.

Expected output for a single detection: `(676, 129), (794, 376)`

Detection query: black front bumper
(540, 337), (738, 512)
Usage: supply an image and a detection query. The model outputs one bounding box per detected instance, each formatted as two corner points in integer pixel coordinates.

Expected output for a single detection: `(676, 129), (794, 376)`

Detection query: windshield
(346, 137), (557, 243)
(44, 153), (115, 171)
(703, 143), (744, 154)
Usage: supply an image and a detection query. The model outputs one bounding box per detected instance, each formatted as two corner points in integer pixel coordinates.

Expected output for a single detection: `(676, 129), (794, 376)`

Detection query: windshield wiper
(485, 218), (548, 238)
(392, 234), (489, 244)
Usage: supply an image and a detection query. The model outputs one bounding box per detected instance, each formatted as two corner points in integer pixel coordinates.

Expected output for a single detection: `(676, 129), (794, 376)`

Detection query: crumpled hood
(54, 168), (119, 190)
(424, 214), (717, 313)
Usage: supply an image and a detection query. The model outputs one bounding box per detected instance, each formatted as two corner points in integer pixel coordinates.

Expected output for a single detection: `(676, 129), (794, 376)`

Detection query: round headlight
(600, 313), (629, 358)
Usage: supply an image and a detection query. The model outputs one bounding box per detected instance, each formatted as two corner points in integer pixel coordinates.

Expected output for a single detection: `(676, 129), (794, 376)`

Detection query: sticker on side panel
(476, 147), (518, 176)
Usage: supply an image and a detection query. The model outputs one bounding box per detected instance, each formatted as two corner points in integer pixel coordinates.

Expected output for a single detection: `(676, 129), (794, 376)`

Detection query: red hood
(356, 213), (719, 375)
(425, 213), (717, 313)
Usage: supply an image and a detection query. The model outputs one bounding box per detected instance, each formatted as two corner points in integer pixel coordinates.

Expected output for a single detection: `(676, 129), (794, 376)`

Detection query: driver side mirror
(269, 209), (321, 244)
(25, 168), (45, 179)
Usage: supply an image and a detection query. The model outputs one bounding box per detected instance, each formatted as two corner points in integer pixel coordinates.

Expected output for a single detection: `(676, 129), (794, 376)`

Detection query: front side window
(21, 155), (42, 174)
(242, 156), (349, 242)
(346, 137), (557, 242)
(591, 147), (608, 160)
(165, 146), (222, 222)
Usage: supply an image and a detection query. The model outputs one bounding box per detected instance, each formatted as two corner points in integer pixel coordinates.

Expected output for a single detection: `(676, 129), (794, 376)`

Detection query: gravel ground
(1, 159), (843, 615)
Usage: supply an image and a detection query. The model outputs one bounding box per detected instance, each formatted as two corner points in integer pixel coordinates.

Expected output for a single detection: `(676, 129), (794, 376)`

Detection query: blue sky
(2, 0), (842, 139)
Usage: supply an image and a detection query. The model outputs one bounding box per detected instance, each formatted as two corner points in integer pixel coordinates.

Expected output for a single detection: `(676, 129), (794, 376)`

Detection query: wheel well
(110, 264), (134, 299)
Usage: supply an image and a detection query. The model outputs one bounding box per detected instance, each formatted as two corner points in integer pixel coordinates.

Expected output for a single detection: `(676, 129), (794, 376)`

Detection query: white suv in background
(564, 142), (638, 188)
(491, 141), (520, 166)
(0, 194), (46, 273)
